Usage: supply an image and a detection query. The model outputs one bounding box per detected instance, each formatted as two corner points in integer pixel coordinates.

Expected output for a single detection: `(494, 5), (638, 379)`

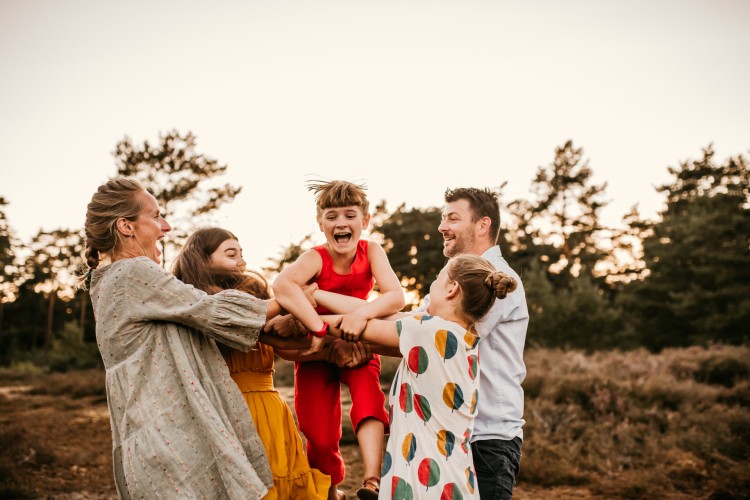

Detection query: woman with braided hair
(81, 177), (285, 499)
(310, 253), (517, 499)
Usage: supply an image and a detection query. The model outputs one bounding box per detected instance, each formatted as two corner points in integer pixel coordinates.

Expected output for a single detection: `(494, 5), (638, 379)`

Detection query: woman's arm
(264, 298), (284, 321)
(124, 258), (266, 352)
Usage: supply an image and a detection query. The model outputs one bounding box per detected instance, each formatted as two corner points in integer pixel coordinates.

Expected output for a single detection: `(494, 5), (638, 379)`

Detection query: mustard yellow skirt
(231, 371), (331, 500)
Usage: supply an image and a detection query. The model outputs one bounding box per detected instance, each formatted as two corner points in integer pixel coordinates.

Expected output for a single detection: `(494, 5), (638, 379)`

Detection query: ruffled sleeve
(121, 257), (267, 351)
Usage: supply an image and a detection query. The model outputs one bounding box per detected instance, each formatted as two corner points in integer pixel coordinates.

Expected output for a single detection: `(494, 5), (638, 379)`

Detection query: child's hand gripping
(338, 309), (368, 342)
(298, 320), (328, 356)
(263, 315), (307, 337)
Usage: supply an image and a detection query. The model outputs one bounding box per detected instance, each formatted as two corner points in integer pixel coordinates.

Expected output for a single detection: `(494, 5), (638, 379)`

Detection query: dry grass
(2, 346), (747, 498)
(278, 347), (750, 498)
(521, 345), (750, 498)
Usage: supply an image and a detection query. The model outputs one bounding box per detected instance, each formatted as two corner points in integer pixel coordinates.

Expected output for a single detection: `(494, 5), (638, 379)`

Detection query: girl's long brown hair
(172, 227), (269, 299)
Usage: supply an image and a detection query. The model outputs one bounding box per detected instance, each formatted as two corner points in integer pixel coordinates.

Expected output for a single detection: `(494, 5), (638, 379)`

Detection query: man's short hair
(444, 187), (501, 244)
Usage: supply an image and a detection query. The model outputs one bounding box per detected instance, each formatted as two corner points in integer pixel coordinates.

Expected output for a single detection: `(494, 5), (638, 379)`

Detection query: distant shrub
(632, 377), (697, 411)
(519, 345), (750, 498)
(719, 380), (750, 408)
(0, 362), (46, 382)
(694, 355), (749, 388)
(28, 369), (105, 399)
(549, 375), (624, 418)
(48, 323), (101, 373)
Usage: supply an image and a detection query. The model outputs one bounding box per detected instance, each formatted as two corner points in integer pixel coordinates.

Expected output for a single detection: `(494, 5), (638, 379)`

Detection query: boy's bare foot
(356, 476), (380, 500)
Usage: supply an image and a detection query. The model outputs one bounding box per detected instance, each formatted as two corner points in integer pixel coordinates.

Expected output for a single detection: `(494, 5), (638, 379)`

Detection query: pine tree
(507, 140), (610, 290)
(371, 202), (444, 306)
(624, 146), (750, 349)
(113, 130), (241, 265)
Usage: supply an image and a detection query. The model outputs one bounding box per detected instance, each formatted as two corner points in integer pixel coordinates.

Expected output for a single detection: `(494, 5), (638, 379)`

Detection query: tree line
(1, 131), (747, 368)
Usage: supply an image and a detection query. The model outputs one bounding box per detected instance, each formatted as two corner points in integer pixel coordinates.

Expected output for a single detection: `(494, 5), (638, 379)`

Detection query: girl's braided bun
(449, 254), (519, 325)
(484, 272), (517, 300)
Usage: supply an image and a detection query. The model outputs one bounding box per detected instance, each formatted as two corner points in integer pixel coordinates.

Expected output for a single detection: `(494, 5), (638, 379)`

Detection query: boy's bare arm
(365, 241), (406, 315)
(337, 242), (406, 337)
(271, 250), (327, 332)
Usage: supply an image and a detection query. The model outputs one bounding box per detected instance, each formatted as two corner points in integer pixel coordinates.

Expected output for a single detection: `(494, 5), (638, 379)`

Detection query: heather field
(1, 345), (748, 499)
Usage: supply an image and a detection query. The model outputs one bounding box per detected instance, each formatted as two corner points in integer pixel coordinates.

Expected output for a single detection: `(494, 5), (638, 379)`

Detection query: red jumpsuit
(294, 239), (389, 485)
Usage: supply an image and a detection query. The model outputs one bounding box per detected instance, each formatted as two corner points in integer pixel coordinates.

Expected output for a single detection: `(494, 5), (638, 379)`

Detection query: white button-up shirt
(421, 245), (528, 441)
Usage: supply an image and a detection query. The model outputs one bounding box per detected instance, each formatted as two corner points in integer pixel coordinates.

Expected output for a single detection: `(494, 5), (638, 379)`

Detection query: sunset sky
(1, 0), (748, 269)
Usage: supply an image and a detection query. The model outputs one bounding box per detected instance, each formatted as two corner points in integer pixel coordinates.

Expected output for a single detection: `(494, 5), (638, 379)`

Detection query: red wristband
(310, 322), (328, 338)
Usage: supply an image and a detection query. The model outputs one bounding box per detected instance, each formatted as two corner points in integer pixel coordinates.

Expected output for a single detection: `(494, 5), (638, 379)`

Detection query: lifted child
(272, 180), (405, 500)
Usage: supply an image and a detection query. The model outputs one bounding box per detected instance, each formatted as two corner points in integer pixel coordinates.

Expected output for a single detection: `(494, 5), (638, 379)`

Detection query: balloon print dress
(380, 314), (480, 499)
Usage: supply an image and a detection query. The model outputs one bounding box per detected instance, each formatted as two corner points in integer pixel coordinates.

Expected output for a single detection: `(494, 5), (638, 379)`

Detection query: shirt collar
(481, 245), (502, 260)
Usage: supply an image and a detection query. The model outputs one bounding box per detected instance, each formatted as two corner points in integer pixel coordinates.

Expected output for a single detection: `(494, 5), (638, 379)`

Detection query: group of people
(82, 177), (529, 499)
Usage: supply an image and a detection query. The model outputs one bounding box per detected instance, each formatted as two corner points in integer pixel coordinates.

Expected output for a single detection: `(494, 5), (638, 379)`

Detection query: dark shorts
(472, 437), (522, 499)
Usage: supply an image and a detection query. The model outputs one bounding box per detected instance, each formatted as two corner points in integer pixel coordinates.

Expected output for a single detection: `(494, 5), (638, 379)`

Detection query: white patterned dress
(91, 257), (273, 499)
(380, 314), (480, 499)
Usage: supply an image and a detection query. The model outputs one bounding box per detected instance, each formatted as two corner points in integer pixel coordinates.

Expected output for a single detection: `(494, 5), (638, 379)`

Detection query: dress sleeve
(394, 314), (422, 357)
(122, 258), (267, 351)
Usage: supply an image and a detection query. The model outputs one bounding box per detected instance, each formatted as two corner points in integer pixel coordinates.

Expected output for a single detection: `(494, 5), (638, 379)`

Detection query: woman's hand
(263, 314), (307, 338)
(299, 333), (325, 356)
(346, 341), (373, 368)
(324, 338), (373, 368)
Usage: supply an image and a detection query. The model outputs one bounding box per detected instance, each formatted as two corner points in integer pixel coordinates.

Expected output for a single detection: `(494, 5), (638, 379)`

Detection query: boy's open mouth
(334, 232), (352, 244)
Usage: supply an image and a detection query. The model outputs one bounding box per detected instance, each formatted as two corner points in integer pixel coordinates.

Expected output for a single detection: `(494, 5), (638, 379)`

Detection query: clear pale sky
(1, 0), (748, 270)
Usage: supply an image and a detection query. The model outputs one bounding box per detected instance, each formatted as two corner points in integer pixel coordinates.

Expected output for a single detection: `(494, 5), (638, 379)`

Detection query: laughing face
(438, 199), (479, 258)
(209, 238), (247, 273)
(318, 205), (370, 255)
(131, 190), (171, 264)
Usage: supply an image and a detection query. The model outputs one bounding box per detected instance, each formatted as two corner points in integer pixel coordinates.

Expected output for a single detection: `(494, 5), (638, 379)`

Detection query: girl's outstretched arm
(327, 315), (400, 350)
(314, 287), (367, 313)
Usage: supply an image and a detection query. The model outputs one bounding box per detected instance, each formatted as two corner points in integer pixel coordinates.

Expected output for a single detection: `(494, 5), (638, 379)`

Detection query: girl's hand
(339, 310), (368, 342)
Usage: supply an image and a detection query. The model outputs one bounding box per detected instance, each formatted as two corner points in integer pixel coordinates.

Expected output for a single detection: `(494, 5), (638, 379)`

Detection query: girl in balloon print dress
(320, 254), (516, 499)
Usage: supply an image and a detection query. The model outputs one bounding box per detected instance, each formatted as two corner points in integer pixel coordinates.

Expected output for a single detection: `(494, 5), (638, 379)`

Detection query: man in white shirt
(422, 187), (529, 499)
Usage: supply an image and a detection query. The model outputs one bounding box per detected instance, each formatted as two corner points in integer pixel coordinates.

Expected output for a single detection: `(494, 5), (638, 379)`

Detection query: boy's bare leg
(357, 417), (385, 483)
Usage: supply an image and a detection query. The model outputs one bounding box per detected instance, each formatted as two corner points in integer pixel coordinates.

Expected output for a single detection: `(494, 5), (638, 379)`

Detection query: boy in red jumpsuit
(272, 180), (405, 500)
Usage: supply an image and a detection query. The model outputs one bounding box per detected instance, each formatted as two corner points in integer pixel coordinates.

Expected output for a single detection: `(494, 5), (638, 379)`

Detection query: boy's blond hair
(307, 180), (369, 216)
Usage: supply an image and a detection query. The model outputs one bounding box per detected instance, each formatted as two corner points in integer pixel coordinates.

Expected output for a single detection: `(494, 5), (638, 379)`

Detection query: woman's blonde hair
(80, 177), (146, 288)
(448, 254), (518, 325)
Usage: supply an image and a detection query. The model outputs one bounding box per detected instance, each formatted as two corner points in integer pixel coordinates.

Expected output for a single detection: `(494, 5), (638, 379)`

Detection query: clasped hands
(261, 283), (372, 367)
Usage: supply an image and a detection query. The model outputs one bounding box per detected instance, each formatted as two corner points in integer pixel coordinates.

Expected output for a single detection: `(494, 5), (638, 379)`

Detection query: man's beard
(444, 231), (475, 258)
